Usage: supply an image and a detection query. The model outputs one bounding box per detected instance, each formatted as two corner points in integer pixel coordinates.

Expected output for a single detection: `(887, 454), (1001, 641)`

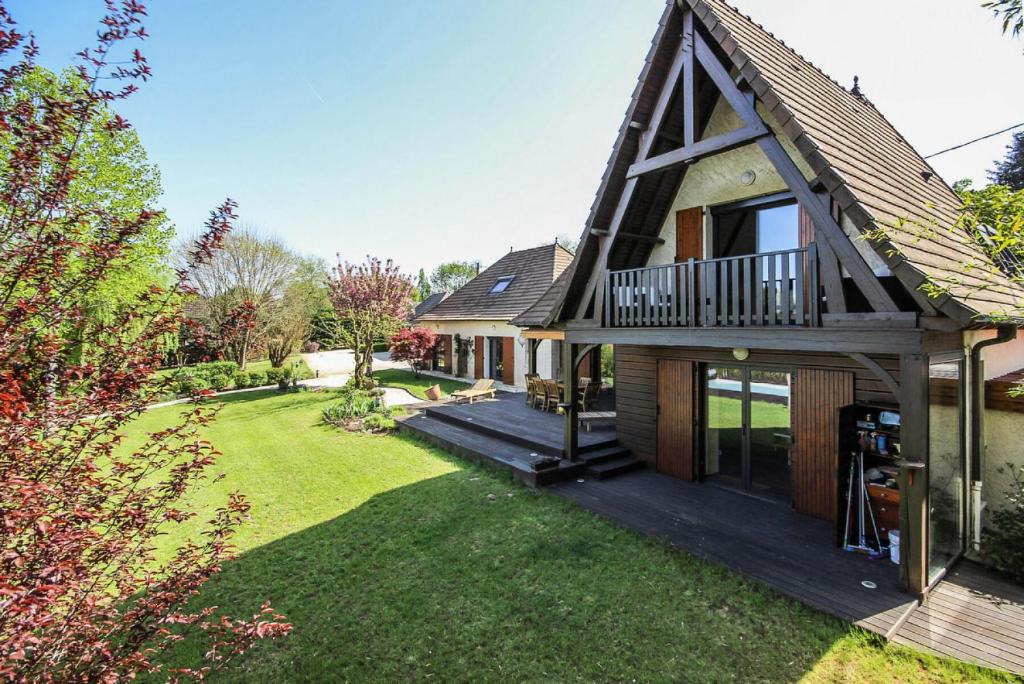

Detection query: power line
(923, 121), (1024, 159)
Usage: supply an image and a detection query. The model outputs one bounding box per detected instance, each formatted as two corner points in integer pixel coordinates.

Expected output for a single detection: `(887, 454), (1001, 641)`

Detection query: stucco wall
(418, 320), (555, 389)
(966, 330), (1024, 380)
(645, 97), (887, 275)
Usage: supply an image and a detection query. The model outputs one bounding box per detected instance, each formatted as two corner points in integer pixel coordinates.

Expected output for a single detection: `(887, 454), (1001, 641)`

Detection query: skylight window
(489, 276), (514, 294)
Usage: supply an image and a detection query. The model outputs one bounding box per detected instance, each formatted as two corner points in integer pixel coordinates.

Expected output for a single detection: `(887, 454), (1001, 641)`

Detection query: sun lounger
(451, 378), (496, 404)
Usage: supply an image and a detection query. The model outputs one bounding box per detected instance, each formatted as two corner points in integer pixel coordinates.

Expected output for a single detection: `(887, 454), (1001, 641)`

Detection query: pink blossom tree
(0, 3), (289, 680)
(327, 257), (413, 388)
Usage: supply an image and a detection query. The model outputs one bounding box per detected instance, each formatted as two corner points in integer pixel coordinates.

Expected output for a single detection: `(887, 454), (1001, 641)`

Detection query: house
(413, 243), (574, 388)
(522, 0), (1024, 600)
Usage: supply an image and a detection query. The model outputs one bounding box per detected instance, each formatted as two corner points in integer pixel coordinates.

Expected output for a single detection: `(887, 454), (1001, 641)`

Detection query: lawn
(373, 367), (471, 399)
(124, 391), (1008, 682)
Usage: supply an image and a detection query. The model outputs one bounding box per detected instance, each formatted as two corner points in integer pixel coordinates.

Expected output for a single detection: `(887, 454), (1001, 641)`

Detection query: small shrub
(301, 340), (320, 353)
(265, 367), (284, 384)
(247, 370), (267, 387)
(233, 370), (251, 388)
(362, 412), (396, 432)
(207, 373), (234, 391)
(984, 463), (1024, 582)
(195, 360), (238, 377)
(176, 376), (210, 396)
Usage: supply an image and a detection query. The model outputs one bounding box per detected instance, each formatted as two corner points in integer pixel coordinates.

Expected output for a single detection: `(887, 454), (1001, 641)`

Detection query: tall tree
(0, 4), (288, 680)
(328, 257), (413, 388)
(414, 267), (431, 302)
(429, 260), (478, 294)
(989, 130), (1024, 191)
(266, 257), (328, 367)
(183, 227), (302, 368)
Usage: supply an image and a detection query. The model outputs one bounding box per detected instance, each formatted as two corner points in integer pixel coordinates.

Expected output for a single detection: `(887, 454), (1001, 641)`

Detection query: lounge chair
(451, 378), (496, 404)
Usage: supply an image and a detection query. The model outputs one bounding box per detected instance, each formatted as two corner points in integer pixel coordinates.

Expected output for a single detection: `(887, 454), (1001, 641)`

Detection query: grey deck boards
(550, 470), (916, 636)
(426, 394), (615, 457)
(891, 561), (1024, 674)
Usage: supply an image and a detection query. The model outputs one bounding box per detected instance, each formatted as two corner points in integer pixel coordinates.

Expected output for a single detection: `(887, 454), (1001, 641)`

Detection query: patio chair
(578, 380), (602, 412)
(542, 379), (561, 412)
(451, 378), (496, 404)
(525, 374), (540, 405)
(530, 377), (547, 410)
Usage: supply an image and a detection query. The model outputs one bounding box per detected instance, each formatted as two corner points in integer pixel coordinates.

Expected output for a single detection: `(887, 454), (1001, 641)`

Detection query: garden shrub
(301, 340), (320, 353)
(361, 412), (396, 432)
(233, 370), (251, 388)
(207, 373), (234, 391)
(984, 463), (1024, 582)
(265, 367), (284, 384)
(247, 370), (267, 387)
(175, 375), (210, 396)
(195, 361), (238, 377)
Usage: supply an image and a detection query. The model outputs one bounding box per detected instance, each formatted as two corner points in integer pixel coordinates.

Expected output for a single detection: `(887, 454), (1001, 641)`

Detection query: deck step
(585, 455), (645, 480)
(397, 412), (586, 487)
(579, 444), (633, 466)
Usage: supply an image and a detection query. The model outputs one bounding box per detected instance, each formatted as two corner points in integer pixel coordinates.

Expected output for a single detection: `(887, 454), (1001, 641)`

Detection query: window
(712, 195), (798, 259)
(489, 276), (514, 294)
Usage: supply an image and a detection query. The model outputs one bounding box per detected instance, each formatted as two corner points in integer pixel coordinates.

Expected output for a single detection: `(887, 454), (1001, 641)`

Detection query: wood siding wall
(474, 336), (484, 378)
(792, 368), (854, 521)
(615, 345), (898, 466)
(502, 336), (515, 386)
(656, 359), (696, 480)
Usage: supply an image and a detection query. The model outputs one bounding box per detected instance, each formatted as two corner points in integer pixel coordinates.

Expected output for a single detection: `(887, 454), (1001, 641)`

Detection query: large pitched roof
(415, 243), (573, 322)
(510, 268), (571, 328)
(557, 0), (1024, 325)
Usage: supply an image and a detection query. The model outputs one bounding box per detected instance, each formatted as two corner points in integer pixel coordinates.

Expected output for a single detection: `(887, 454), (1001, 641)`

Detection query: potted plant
(424, 384), (442, 401)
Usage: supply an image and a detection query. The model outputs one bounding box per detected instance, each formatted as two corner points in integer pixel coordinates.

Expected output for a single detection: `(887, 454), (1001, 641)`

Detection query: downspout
(969, 323), (1017, 552)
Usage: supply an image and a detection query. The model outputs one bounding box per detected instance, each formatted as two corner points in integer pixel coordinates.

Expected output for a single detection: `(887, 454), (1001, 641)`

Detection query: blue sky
(10, 0), (1024, 276)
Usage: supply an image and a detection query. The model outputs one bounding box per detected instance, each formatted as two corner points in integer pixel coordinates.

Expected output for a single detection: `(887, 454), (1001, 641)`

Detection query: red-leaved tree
(327, 257), (413, 388)
(388, 326), (437, 376)
(0, 3), (289, 681)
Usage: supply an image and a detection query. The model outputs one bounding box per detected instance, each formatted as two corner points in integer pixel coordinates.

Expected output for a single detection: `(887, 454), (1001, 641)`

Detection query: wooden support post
(562, 341), (580, 462)
(528, 339), (538, 376)
(898, 353), (929, 597)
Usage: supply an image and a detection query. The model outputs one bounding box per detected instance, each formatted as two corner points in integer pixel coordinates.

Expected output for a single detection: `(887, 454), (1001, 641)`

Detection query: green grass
(373, 368), (471, 399)
(123, 392), (1010, 683)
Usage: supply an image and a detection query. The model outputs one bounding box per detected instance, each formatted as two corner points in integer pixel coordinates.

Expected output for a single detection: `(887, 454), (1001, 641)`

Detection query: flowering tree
(389, 326), (438, 376)
(328, 257), (413, 388)
(0, 3), (288, 681)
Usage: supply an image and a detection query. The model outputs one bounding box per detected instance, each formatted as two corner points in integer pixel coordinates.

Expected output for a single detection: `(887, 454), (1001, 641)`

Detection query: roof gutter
(968, 323), (1017, 551)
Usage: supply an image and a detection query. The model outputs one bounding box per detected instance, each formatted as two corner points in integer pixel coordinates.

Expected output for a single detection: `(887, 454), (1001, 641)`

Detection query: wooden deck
(551, 469), (916, 636)
(892, 561), (1024, 674)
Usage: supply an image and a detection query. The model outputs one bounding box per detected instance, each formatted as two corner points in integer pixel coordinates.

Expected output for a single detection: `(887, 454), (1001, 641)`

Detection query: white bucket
(889, 530), (900, 565)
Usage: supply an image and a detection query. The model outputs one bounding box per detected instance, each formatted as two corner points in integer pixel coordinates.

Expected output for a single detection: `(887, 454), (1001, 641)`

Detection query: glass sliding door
(704, 366), (792, 499)
(748, 369), (792, 497)
(928, 355), (966, 582)
(705, 366), (744, 487)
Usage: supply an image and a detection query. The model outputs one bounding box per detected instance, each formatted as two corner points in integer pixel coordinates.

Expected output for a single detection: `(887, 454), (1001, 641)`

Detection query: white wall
(419, 319), (556, 389)
(965, 330), (1024, 380)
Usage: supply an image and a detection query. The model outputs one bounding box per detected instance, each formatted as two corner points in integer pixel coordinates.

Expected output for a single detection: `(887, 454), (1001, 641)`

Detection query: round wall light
(732, 347), (750, 361)
(740, 170), (756, 186)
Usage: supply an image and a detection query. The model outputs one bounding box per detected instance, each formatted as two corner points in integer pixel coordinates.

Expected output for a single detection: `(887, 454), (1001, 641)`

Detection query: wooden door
(657, 359), (695, 480)
(791, 368), (853, 521)
(441, 334), (453, 373)
(501, 336), (515, 386)
(675, 206), (703, 262)
(474, 336), (484, 378)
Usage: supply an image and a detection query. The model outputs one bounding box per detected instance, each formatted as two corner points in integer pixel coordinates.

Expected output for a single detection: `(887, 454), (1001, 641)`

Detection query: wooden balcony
(604, 245), (820, 328)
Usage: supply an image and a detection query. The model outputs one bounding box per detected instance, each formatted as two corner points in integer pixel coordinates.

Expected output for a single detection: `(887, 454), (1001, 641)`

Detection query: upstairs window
(712, 195), (799, 259)
(489, 276), (514, 294)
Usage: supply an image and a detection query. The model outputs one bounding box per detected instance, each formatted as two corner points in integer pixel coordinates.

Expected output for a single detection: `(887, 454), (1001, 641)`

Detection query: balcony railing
(604, 245), (820, 328)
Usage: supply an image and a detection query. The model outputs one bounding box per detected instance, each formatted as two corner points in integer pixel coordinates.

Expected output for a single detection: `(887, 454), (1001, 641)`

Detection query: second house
(413, 243), (573, 389)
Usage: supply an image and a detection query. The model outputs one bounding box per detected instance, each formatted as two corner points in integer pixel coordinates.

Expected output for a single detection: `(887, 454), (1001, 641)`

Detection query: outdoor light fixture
(732, 347), (750, 361)
(740, 169), (756, 185)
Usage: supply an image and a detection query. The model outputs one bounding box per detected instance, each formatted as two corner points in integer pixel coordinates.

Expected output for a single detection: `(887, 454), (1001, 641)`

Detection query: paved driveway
(302, 349), (407, 378)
